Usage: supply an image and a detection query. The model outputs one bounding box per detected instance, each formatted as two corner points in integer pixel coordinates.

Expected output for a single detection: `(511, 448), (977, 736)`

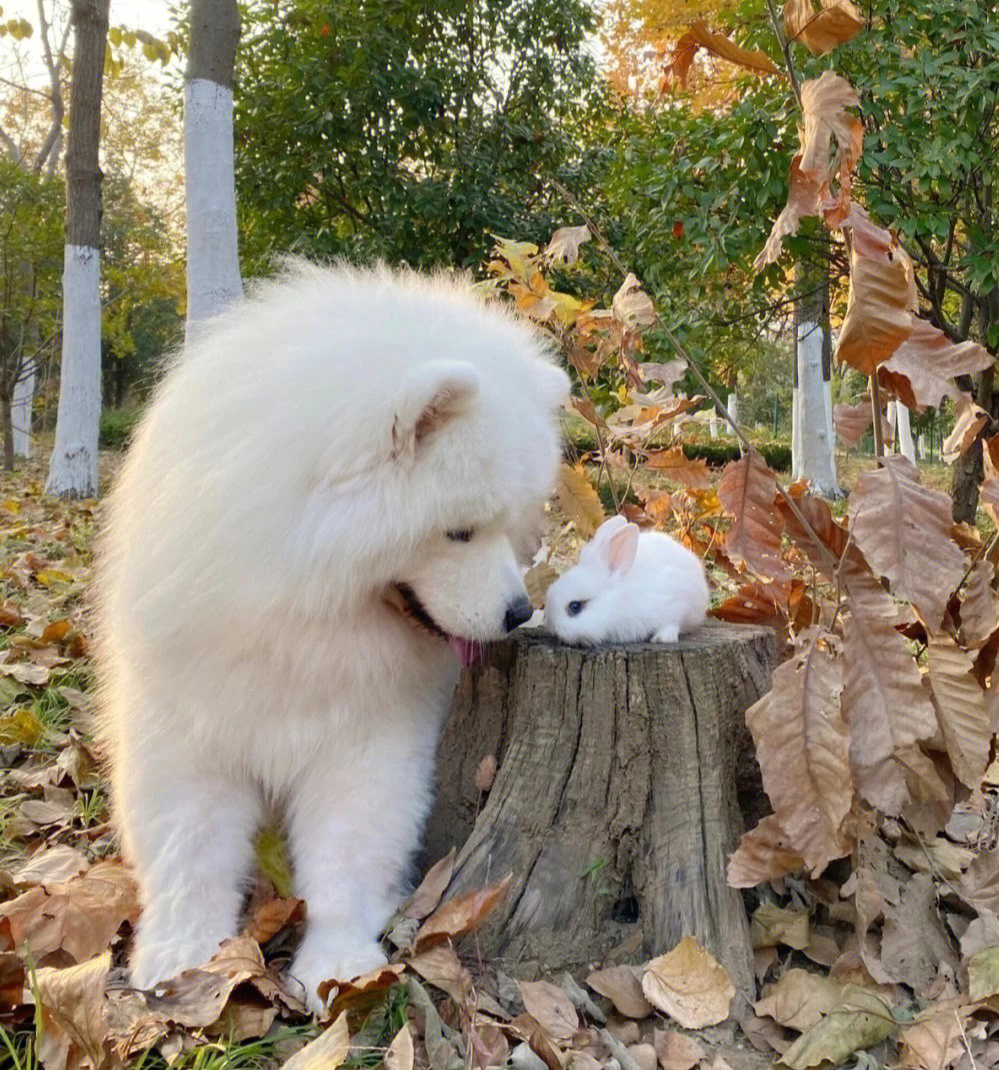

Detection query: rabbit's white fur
(545, 516), (709, 644)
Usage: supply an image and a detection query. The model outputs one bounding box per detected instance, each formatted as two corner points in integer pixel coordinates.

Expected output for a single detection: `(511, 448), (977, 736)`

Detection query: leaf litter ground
(3, 449), (999, 1070)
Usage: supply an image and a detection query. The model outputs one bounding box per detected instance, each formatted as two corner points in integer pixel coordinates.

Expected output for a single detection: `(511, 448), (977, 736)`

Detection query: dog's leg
(118, 761), (263, 990)
(286, 745), (435, 1014)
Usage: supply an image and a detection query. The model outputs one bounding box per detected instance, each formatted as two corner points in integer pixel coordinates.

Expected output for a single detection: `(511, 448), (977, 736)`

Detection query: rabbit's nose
(503, 596), (534, 632)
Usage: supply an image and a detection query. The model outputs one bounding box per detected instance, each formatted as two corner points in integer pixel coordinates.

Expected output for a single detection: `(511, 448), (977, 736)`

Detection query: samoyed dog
(97, 262), (568, 1013)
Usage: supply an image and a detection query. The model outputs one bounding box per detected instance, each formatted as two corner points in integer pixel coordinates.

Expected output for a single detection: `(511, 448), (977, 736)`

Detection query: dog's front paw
(130, 927), (223, 992)
(290, 937), (388, 1016)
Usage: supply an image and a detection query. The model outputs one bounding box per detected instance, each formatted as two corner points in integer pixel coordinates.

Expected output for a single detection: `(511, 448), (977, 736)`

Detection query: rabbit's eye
(446, 528), (475, 542)
(567, 600), (586, 616)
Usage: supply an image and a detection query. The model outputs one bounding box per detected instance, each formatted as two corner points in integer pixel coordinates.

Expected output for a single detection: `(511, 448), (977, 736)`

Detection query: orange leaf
(754, 155), (822, 271)
(833, 401), (872, 448)
(785, 0), (865, 55)
(413, 874), (511, 950)
(644, 446), (711, 489)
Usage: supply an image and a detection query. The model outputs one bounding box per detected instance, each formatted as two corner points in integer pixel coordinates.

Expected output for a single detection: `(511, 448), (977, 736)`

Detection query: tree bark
(11, 360), (34, 459)
(45, 0), (108, 499)
(425, 623), (779, 1002)
(185, 0), (242, 338)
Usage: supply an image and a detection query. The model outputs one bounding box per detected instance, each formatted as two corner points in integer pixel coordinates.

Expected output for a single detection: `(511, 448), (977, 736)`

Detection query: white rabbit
(545, 515), (710, 644)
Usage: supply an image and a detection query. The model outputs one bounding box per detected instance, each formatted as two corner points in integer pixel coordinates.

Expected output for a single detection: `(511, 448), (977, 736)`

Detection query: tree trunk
(45, 0), (108, 499)
(2, 391), (13, 472)
(12, 359), (35, 459)
(425, 623), (779, 1002)
(185, 0), (242, 339)
(792, 258), (840, 498)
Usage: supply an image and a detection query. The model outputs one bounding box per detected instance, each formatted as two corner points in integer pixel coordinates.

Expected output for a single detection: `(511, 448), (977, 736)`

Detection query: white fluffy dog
(96, 263), (568, 1013)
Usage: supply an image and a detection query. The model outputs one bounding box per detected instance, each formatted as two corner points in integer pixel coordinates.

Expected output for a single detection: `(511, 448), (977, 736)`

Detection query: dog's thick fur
(97, 263), (568, 1011)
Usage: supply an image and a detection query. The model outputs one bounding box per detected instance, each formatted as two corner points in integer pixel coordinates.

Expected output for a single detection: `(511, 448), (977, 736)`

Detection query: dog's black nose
(504, 596), (534, 633)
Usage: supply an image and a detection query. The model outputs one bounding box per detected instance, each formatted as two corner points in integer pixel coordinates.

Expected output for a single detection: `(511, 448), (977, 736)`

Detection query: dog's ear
(393, 360), (480, 457)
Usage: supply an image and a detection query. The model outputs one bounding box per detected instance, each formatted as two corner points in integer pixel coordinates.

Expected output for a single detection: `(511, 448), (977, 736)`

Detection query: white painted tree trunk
(12, 360), (36, 458)
(709, 410), (719, 439)
(47, 246), (101, 495)
(792, 318), (840, 497)
(889, 400), (916, 462)
(184, 78), (242, 337)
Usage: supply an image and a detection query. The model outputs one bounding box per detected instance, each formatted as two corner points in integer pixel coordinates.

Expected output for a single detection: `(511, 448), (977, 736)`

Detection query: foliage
(98, 407), (142, 449)
(232, 0), (602, 272)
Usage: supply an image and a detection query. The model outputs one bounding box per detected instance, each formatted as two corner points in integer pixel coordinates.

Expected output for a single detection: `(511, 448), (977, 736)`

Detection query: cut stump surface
(424, 621), (779, 1000)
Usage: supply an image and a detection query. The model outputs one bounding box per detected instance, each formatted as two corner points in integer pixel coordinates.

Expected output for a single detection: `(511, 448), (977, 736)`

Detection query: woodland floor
(0, 442), (994, 1070)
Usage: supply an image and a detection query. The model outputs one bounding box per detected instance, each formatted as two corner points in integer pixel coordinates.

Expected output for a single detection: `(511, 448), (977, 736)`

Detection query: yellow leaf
(556, 464), (605, 538)
(641, 937), (735, 1029)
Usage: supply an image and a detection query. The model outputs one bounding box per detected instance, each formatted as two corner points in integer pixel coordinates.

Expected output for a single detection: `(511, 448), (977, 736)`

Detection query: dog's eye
(567, 600), (586, 616)
(446, 528), (475, 542)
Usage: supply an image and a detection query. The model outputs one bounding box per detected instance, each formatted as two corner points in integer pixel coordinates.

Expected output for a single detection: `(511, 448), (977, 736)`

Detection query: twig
(763, 0), (803, 110)
(549, 178), (842, 577)
(870, 374), (885, 457)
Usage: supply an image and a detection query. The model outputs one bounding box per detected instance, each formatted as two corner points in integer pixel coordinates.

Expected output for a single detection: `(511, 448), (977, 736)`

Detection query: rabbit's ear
(580, 515), (628, 566)
(605, 523), (639, 575)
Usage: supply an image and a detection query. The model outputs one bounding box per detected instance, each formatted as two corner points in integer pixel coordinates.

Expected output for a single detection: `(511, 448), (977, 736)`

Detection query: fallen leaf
(755, 969), (844, 1031)
(778, 985), (894, 1069)
(413, 874), (511, 950)
(653, 1028), (707, 1070)
(34, 953), (111, 1070)
(897, 999), (967, 1070)
(242, 895), (305, 944)
(283, 1010), (350, 1070)
(404, 848), (457, 920)
(728, 814), (805, 888)
(586, 965), (652, 1019)
(641, 937), (735, 1029)
(519, 980), (579, 1043)
(407, 943), (473, 1006)
(750, 903), (810, 951)
(12, 844), (89, 889)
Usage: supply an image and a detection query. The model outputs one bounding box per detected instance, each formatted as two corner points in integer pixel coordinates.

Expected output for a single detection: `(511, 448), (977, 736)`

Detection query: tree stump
(424, 621), (779, 1000)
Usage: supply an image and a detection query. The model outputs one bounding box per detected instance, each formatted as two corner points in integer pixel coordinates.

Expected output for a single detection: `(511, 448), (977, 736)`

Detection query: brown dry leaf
(745, 634), (851, 875)
(927, 633), (991, 789)
(613, 274), (657, 328)
(880, 873), (958, 991)
(799, 71), (863, 186)
(778, 985), (894, 1070)
(519, 980), (579, 1043)
(405, 849), (457, 920)
(943, 396), (990, 463)
(570, 396), (608, 429)
(750, 902), (810, 951)
(0, 861), (139, 965)
(785, 0), (865, 55)
(653, 1028), (707, 1070)
(557, 465), (605, 538)
(670, 21), (780, 85)
(728, 814), (805, 888)
(469, 1022), (509, 1070)
(968, 948), (999, 1001)
(413, 874), (511, 950)
(717, 451), (789, 581)
(961, 848), (999, 915)
(283, 1010), (350, 1070)
(897, 999), (967, 1070)
(755, 969), (844, 1031)
(321, 963), (406, 1022)
(837, 252), (912, 375)
(842, 566), (938, 813)
(833, 402), (872, 448)
(754, 154), (822, 271)
(12, 844), (89, 889)
(34, 952), (111, 1070)
(644, 446), (711, 490)
(0, 952), (25, 1010)
(407, 943), (473, 1006)
(962, 561), (999, 649)
(545, 226), (591, 266)
(849, 455), (965, 629)
(474, 754), (497, 792)
(641, 937), (735, 1029)
(585, 965), (652, 1019)
(384, 1022), (415, 1070)
(878, 318), (993, 412)
(242, 895), (305, 945)
(525, 562), (559, 611)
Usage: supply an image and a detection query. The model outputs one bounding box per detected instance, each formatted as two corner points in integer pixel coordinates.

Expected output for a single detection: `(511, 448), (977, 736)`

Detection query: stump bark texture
(424, 622), (779, 999)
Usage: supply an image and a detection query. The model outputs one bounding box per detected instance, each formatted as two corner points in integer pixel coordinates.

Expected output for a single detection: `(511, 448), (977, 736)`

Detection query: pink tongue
(448, 637), (481, 667)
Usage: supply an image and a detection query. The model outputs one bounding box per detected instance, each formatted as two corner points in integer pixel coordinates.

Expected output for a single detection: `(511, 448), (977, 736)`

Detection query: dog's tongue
(448, 637), (481, 667)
